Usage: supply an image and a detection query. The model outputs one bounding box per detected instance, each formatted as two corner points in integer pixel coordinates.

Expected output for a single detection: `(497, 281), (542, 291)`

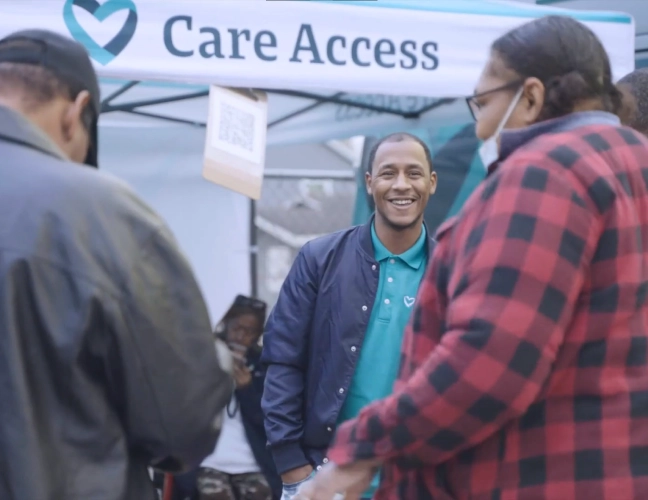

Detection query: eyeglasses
(465, 80), (523, 121)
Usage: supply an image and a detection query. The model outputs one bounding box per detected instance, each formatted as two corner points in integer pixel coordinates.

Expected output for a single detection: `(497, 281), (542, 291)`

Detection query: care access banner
(1, 0), (635, 97)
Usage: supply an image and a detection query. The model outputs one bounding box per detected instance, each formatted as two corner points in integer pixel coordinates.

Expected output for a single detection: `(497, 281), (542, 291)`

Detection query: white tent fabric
(2, 0), (636, 146)
(0, 0), (636, 320)
(3, 0), (633, 93)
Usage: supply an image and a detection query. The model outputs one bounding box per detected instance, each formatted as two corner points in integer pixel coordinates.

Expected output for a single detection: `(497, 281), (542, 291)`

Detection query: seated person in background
(198, 297), (281, 500)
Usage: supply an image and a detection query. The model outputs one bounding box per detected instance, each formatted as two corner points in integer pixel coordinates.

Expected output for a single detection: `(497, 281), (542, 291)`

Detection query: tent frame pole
(98, 82), (457, 125)
(100, 81), (140, 111)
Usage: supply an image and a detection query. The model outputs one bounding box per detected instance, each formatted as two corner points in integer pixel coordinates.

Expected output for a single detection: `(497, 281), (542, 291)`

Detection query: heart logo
(404, 296), (415, 308)
(63, 0), (138, 66)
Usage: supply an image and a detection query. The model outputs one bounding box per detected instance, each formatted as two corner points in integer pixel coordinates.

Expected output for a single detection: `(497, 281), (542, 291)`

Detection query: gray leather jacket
(0, 106), (232, 500)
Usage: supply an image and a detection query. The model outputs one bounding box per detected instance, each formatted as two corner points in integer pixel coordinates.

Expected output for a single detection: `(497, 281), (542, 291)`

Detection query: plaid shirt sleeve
(327, 155), (603, 466)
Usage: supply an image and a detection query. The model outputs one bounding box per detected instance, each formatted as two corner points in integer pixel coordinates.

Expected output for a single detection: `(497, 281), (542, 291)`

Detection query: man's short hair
(367, 132), (434, 173)
(0, 61), (72, 109)
(0, 37), (95, 131)
(0, 60), (94, 133)
(618, 68), (648, 136)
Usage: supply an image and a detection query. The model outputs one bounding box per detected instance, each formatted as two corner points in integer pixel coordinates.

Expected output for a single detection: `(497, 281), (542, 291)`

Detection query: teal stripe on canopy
(311, 0), (632, 24)
(100, 77), (207, 90)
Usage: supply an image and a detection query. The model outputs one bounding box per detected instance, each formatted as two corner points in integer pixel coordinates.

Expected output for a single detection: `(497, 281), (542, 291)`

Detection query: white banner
(1, 0), (635, 98)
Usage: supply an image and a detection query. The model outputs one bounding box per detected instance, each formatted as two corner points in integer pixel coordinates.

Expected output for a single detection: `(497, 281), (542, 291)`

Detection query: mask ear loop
(493, 86), (525, 137)
(478, 86), (525, 171)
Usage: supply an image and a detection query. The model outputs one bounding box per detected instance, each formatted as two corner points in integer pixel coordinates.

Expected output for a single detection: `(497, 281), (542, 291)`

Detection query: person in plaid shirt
(298, 15), (648, 500)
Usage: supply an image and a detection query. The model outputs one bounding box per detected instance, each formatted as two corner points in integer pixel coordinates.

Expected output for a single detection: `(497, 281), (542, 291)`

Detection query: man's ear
(62, 90), (91, 141)
(429, 171), (438, 195)
(365, 171), (373, 196)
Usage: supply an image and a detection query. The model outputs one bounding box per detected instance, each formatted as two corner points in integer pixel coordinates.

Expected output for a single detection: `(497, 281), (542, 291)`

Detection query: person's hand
(295, 461), (378, 500)
(232, 361), (252, 388)
(281, 464), (314, 485)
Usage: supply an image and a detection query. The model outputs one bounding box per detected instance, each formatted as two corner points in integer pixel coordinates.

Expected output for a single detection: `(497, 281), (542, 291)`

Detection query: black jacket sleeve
(260, 242), (318, 475)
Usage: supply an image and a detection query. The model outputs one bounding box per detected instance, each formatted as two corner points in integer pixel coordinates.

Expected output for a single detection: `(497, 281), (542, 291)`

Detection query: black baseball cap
(0, 29), (101, 168)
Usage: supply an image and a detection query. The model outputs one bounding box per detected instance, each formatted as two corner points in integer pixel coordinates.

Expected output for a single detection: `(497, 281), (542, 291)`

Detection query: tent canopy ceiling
(97, 78), (464, 146)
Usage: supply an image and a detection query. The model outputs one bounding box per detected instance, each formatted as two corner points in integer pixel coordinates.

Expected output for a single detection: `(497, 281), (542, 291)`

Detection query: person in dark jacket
(198, 298), (282, 500)
(261, 132), (438, 499)
(0, 30), (232, 500)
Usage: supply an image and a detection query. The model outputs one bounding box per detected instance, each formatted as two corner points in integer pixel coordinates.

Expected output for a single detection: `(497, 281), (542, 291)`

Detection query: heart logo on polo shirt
(404, 296), (415, 308)
(63, 0), (138, 66)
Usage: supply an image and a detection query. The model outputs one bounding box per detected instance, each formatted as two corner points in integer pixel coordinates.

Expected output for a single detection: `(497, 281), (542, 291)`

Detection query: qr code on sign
(218, 102), (255, 153)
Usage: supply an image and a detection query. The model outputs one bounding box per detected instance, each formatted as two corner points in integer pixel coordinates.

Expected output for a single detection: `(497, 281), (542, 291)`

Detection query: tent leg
(250, 199), (258, 298)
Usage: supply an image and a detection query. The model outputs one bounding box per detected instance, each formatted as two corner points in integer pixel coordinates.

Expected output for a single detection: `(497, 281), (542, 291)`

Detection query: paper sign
(203, 86), (268, 199)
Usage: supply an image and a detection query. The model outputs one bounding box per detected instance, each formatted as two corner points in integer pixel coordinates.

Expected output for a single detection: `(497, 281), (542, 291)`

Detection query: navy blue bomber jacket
(260, 218), (436, 476)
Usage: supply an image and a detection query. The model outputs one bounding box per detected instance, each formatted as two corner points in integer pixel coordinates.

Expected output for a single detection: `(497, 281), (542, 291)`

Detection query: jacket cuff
(271, 441), (310, 476)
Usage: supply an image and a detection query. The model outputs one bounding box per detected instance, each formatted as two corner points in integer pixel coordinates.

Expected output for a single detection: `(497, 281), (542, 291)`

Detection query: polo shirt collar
(489, 110), (620, 176)
(371, 223), (427, 270)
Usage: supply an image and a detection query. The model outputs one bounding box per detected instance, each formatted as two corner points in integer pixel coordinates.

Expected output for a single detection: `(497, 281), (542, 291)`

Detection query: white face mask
(478, 87), (524, 170)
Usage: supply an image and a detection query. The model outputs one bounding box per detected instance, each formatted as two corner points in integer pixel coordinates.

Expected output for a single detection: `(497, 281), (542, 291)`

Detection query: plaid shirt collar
(371, 222), (427, 270)
(488, 111), (620, 176)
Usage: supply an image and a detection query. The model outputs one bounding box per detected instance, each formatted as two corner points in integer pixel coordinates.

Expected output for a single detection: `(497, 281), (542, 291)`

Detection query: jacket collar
(358, 214), (435, 262)
(0, 105), (68, 161)
(489, 111), (620, 176)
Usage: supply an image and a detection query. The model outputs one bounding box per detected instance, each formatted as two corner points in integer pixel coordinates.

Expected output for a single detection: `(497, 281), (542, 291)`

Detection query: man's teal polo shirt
(337, 223), (428, 497)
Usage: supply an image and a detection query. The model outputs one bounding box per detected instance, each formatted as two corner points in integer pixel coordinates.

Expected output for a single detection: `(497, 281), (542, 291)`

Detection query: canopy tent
(3, 0), (634, 145)
(0, 0), (635, 321)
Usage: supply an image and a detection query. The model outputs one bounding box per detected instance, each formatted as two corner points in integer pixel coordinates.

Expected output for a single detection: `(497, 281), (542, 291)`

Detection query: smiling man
(261, 133), (437, 500)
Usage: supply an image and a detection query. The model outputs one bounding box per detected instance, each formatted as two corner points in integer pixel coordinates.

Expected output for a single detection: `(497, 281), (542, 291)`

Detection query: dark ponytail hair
(491, 15), (624, 121)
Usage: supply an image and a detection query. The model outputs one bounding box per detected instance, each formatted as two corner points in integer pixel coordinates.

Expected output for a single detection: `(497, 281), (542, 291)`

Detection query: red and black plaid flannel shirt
(327, 120), (648, 499)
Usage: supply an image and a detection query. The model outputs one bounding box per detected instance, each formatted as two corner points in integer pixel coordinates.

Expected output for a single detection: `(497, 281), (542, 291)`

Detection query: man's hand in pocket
(282, 464), (314, 485)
